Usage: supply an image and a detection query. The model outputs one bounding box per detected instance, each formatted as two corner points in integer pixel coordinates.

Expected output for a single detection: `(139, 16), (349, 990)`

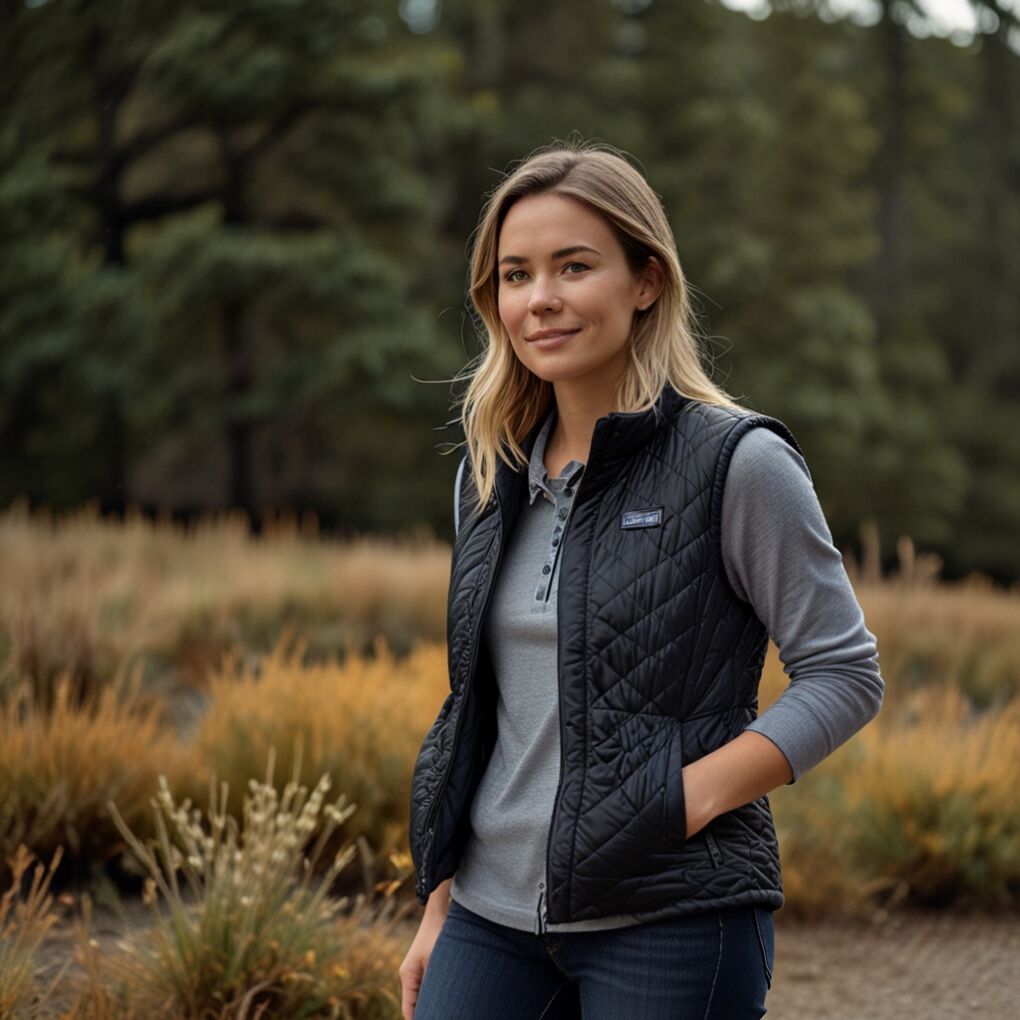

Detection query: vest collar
(587, 380), (689, 473)
(493, 381), (689, 524)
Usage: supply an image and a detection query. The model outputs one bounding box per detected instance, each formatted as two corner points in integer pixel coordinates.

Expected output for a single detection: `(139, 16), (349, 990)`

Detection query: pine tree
(0, 0), (446, 525)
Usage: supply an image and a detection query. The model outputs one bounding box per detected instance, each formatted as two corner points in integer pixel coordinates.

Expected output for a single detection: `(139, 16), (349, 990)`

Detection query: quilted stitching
(408, 385), (797, 920)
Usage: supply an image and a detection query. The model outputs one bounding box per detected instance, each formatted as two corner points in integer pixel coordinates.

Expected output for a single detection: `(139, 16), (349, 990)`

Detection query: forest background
(3, 0), (1019, 583)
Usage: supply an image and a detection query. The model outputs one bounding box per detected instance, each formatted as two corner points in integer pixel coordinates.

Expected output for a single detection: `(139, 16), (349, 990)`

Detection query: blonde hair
(452, 138), (751, 521)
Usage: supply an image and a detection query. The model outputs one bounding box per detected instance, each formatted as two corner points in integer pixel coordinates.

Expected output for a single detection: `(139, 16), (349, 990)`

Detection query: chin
(525, 363), (596, 384)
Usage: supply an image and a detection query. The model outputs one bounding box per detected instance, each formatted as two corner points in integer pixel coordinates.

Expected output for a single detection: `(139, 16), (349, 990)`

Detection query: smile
(525, 328), (581, 349)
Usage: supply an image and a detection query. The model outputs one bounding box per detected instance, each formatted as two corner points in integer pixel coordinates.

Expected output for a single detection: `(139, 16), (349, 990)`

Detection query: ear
(635, 255), (665, 311)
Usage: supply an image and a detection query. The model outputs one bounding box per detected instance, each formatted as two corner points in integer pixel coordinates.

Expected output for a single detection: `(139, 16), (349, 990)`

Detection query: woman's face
(496, 191), (662, 392)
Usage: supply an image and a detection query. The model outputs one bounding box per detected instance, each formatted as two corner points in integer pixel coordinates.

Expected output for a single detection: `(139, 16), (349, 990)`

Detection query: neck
(547, 373), (625, 464)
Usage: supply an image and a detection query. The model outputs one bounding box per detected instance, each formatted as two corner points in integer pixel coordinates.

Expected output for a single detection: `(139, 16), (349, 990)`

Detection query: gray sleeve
(721, 426), (885, 784)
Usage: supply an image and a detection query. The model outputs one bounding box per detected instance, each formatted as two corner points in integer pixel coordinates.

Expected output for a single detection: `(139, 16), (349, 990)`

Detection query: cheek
(497, 289), (523, 330)
(601, 283), (637, 329)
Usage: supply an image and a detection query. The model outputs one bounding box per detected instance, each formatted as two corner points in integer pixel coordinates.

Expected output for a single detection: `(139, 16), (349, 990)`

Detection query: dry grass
(0, 499), (451, 702)
(852, 576), (1020, 708)
(64, 756), (413, 1019)
(0, 845), (67, 1018)
(767, 666), (1020, 915)
(843, 684), (1020, 907)
(186, 633), (449, 864)
(3, 501), (1020, 931)
(0, 677), (185, 879)
(844, 528), (1020, 708)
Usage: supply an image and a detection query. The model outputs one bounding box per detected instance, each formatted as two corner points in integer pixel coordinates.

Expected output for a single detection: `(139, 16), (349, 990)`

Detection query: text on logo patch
(620, 506), (664, 529)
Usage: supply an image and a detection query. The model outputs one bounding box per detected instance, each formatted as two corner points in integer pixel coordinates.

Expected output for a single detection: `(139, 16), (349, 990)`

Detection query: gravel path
(37, 905), (1020, 1017)
(767, 910), (1020, 1018)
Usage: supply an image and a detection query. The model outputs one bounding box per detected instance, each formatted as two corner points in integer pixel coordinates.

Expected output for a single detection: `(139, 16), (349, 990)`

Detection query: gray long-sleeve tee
(448, 404), (884, 933)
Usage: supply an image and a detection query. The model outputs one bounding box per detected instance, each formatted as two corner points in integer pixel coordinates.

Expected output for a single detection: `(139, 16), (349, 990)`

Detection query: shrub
(0, 677), (183, 879)
(70, 753), (406, 1019)
(185, 633), (449, 863)
(0, 845), (67, 1018)
(843, 685), (1020, 907)
(770, 684), (1020, 913)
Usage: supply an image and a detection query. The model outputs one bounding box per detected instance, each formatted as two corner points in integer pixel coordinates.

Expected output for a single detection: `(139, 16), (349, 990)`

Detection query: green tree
(1, 0), (448, 528)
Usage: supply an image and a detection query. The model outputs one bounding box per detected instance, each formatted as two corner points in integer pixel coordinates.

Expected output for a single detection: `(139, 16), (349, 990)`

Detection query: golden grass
(2, 502), (1020, 924)
(186, 633), (450, 863)
(0, 678), (185, 876)
(843, 684), (1020, 907)
(0, 845), (67, 1018)
(769, 676), (1020, 915)
(852, 575), (1020, 708)
(752, 563), (1020, 916)
(0, 499), (452, 700)
(4, 504), (1018, 1011)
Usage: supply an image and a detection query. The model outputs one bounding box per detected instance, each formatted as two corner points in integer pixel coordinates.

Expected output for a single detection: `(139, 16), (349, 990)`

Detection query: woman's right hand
(398, 879), (452, 1019)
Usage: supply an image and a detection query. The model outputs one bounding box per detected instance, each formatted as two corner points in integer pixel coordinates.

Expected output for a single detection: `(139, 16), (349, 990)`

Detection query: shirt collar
(527, 403), (585, 505)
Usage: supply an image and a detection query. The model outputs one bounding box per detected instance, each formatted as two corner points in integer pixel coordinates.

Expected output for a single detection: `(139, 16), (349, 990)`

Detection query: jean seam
(544, 940), (574, 981)
(537, 976), (573, 1020)
(702, 911), (724, 1020)
(752, 906), (773, 988)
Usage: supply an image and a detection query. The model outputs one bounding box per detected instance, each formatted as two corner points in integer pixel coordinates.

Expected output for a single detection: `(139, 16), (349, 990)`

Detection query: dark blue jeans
(414, 897), (775, 1019)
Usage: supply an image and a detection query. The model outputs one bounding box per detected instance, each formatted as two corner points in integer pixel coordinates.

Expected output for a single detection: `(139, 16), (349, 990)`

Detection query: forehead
(498, 192), (615, 253)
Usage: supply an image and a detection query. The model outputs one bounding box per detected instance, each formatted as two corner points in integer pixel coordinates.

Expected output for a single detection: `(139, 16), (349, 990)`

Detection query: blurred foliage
(0, 677), (184, 885)
(0, 844), (67, 1019)
(4, 589), (1020, 916)
(1, 0), (1018, 578)
(0, 500), (451, 708)
(3, 505), (1020, 914)
(184, 635), (448, 876)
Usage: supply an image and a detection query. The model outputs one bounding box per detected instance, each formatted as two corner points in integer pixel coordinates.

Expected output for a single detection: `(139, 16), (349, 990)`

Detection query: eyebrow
(498, 245), (602, 267)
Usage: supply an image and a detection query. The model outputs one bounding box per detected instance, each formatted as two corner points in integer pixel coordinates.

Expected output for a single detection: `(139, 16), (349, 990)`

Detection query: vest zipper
(417, 491), (503, 901)
(416, 825), (436, 900)
(539, 473), (584, 930)
(705, 830), (724, 867)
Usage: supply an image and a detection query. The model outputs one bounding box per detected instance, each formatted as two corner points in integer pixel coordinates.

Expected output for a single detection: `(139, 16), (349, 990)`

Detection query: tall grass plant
(72, 752), (407, 1018)
(187, 634), (449, 861)
(0, 845), (67, 1018)
(0, 677), (182, 878)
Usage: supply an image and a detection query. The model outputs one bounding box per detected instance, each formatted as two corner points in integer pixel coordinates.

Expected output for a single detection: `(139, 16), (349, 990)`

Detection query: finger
(402, 973), (420, 1020)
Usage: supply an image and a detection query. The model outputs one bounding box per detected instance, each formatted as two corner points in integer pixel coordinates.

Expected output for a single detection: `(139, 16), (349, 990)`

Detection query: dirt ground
(765, 910), (1020, 1019)
(39, 906), (1020, 1018)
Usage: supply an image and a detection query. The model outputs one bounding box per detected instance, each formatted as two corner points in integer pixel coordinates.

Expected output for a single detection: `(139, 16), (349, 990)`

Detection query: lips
(525, 327), (581, 349)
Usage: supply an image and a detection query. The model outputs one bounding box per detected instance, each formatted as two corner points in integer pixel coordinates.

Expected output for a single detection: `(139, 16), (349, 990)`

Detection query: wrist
(425, 877), (453, 921)
(683, 761), (722, 837)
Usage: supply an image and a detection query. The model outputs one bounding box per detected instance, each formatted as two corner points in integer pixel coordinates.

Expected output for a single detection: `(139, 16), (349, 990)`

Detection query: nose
(527, 274), (562, 315)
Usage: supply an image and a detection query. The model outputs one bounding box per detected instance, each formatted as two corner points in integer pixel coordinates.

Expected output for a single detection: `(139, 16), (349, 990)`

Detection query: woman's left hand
(679, 731), (795, 843)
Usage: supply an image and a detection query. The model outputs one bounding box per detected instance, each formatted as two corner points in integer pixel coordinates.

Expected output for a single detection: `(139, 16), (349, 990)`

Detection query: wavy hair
(452, 138), (751, 522)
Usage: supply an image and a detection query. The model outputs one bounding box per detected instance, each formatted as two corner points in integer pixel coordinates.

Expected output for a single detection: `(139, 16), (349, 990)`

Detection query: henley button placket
(531, 462), (584, 612)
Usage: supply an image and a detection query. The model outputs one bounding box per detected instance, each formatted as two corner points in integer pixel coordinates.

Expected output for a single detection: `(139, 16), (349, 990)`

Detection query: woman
(400, 141), (884, 1019)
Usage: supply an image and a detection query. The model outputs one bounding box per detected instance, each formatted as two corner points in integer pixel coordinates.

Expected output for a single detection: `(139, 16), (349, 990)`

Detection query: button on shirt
(527, 412), (584, 608)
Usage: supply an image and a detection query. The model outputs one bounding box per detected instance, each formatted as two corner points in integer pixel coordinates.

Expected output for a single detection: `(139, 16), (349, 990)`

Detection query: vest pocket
(661, 719), (687, 849)
(704, 829), (725, 867)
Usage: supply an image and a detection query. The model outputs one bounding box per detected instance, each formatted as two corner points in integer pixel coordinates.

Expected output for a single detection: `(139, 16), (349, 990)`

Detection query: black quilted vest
(409, 382), (804, 924)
